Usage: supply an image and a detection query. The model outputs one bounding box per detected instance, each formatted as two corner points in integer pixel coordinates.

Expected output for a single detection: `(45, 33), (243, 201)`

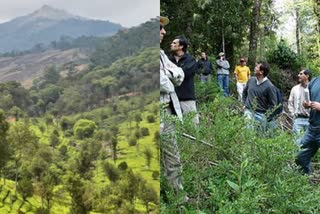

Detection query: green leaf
(226, 180), (240, 193)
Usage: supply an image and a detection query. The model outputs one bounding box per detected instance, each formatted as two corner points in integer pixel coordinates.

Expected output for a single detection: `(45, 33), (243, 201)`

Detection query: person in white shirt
(160, 16), (186, 195)
(288, 69), (311, 144)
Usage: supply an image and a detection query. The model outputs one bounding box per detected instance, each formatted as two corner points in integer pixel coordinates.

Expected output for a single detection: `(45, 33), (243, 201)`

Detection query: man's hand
(311, 101), (320, 111)
(303, 101), (311, 108)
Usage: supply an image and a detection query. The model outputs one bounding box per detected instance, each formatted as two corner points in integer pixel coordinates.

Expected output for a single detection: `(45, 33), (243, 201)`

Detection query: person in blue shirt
(296, 76), (320, 174)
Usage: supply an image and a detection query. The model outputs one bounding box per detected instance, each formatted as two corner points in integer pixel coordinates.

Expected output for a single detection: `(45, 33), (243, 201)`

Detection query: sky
(0, 0), (160, 27)
(273, 0), (296, 49)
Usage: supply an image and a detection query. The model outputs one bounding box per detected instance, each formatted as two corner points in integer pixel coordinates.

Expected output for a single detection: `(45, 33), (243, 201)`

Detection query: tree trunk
(295, 8), (301, 55)
(314, 0), (320, 58)
(18, 199), (25, 211)
(14, 160), (18, 195)
(259, 26), (265, 60)
(248, 0), (262, 70)
(222, 19), (225, 53)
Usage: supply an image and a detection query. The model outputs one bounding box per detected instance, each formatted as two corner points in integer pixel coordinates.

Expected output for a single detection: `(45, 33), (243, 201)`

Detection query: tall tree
(248, 0), (262, 69)
(0, 110), (10, 180)
(7, 121), (38, 194)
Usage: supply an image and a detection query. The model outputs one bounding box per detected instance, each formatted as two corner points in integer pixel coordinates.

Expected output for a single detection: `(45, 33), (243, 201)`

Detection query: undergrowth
(160, 79), (320, 213)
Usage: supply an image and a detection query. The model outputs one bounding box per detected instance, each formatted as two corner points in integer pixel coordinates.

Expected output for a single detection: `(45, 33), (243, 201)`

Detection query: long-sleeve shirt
(216, 59), (230, 75)
(308, 77), (320, 128)
(243, 77), (278, 119)
(160, 50), (184, 119)
(197, 58), (213, 75)
(169, 53), (197, 101)
(288, 84), (310, 118)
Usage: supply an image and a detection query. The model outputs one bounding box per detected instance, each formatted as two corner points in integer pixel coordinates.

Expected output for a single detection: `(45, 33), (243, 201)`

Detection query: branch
(182, 133), (214, 148)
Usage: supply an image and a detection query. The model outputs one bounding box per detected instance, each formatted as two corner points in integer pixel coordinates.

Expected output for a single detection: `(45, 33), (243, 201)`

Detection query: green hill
(0, 18), (159, 213)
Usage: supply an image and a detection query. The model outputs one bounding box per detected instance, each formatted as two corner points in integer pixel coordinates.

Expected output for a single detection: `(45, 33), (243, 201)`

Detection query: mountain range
(0, 5), (122, 53)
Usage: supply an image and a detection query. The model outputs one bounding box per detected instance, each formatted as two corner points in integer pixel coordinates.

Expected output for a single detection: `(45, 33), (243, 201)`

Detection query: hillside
(0, 17), (159, 213)
(0, 48), (90, 88)
(0, 5), (122, 53)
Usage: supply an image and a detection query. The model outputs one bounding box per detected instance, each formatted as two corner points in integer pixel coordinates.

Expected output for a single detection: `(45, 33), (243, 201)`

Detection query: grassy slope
(0, 96), (159, 213)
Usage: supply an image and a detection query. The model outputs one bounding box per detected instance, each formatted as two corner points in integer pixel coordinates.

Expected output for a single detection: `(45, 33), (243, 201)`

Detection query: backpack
(273, 85), (283, 117)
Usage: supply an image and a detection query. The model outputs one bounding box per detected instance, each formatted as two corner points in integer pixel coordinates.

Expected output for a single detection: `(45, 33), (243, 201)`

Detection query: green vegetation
(0, 19), (159, 213)
(161, 79), (320, 213)
(161, 1), (320, 211)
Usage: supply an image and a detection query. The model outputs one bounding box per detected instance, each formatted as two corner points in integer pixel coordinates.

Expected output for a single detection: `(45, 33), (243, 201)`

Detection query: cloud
(0, 0), (159, 27)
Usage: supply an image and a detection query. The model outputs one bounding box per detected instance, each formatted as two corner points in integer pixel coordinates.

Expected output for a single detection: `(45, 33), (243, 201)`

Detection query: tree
(43, 66), (60, 84)
(49, 132), (60, 148)
(143, 147), (153, 169)
(64, 173), (91, 214)
(134, 113), (142, 128)
(0, 109), (10, 177)
(73, 119), (97, 139)
(138, 182), (158, 214)
(8, 121), (38, 194)
(154, 131), (160, 161)
(17, 177), (33, 211)
(102, 161), (119, 183)
(111, 136), (118, 163)
(248, 0), (262, 69)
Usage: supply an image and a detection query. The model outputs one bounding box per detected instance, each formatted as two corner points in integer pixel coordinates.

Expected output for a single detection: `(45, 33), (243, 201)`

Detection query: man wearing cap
(288, 69), (311, 144)
(169, 35), (199, 125)
(296, 75), (320, 174)
(234, 58), (251, 102)
(160, 16), (185, 192)
(216, 52), (230, 96)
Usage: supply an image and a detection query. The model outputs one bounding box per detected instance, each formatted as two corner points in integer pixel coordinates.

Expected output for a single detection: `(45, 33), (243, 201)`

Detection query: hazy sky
(0, 0), (160, 27)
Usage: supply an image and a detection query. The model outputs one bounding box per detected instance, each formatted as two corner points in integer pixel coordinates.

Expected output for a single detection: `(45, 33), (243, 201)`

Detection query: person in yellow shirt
(234, 58), (251, 101)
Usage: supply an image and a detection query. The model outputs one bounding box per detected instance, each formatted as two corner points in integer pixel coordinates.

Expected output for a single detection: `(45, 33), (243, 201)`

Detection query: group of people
(160, 15), (320, 200)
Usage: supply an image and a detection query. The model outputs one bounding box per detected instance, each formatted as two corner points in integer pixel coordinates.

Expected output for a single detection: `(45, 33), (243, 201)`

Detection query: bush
(161, 87), (320, 213)
(129, 137), (137, 146)
(147, 115), (155, 123)
(118, 161), (128, 170)
(35, 208), (50, 214)
(152, 171), (159, 180)
(267, 40), (302, 71)
(60, 116), (73, 131)
(140, 127), (150, 136)
(73, 119), (97, 139)
(134, 130), (141, 139)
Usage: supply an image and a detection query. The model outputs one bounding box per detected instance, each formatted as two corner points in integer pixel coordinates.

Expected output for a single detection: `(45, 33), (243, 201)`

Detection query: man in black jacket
(169, 35), (199, 124)
(197, 51), (213, 83)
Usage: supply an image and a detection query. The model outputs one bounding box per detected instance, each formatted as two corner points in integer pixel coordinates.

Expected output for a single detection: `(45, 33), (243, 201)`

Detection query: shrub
(140, 127), (150, 136)
(267, 40), (302, 71)
(147, 115), (155, 123)
(152, 171), (159, 180)
(118, 161), (128, 170)
(60, 116), (73, 131)
(134, 130), (141, 139)
(73, 119), (97, 139)
(129, 137), (137, 146)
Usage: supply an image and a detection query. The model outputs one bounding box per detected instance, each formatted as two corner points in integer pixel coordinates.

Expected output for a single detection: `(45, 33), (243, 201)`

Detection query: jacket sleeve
(209, 62), (213, 73)
(267, 84), (279, 120)
(160, 51), (184, 91)
(216, 60), (230, 69)
(216, 60), (223, 68)
(183, 57), (198, 78)
(288, 88), (295, 117)
(160, 69), (175, 93)
(196, 60), (203, 74)
(224, 60), (230, 69)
